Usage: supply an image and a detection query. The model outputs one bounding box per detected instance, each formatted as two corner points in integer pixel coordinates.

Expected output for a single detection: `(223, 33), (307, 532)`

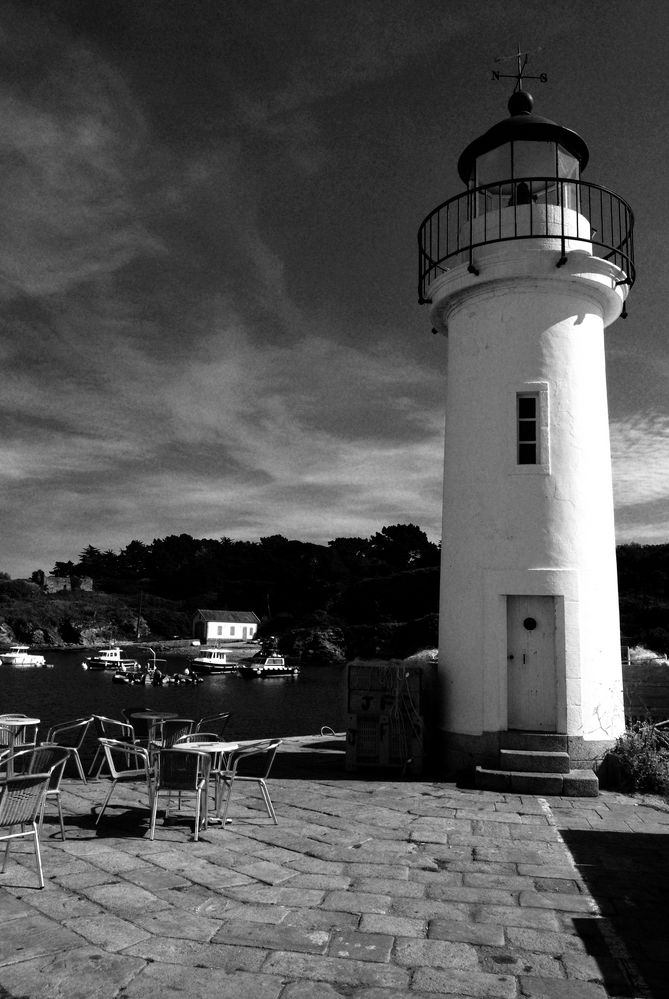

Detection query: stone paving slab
(1, 735), (668, 998)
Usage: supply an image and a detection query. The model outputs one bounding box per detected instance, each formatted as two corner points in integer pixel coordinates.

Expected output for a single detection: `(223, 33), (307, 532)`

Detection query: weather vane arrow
(492, 44), (547, 91)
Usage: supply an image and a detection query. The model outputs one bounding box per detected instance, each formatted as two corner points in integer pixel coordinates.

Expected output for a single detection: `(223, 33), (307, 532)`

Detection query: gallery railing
(418, 177), (635, 304)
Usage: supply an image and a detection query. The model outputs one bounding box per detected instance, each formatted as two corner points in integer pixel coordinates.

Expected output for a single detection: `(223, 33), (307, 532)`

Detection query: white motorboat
(0, 644), (47, 667)
(82, 646), (141, 671)
(191, 648), (238, 675)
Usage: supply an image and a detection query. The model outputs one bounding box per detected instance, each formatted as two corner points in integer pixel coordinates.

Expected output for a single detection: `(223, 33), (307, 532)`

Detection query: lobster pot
(345, 661), (436, 776)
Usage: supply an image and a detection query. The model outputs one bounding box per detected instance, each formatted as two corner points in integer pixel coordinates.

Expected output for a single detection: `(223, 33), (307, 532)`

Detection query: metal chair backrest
(1, 744), (69, 782)
(226, 739), (281, 779)
(195, 713), (231, 737)
(4, 745), (71, 840)
(27, 744), (70, 790)
(160, 718), (195, 748)
(0, 720), (38, 749)
(45, 716), (92, 750)
(0, 771), (51, 887)
(0, 772), (50, 827)
(97, 738), (151, 780)
(92, 715), (135, 742)
(158, 748), (210, 790)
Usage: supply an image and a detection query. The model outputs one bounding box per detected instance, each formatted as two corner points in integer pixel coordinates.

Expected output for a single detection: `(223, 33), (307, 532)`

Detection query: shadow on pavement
(561, 827), (669, 998)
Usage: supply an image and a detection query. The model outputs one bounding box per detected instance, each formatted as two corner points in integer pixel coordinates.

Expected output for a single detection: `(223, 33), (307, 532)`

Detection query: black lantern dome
(457, 91), (589, 189)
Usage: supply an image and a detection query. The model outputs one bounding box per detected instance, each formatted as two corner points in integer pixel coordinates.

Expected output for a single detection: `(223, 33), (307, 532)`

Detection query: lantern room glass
(471, 142), (580, 216)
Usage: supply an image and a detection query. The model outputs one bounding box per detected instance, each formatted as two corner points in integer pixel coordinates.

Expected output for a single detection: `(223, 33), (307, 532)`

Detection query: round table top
(174, 741), (238, 753)
(0, 715), (40, 727)
(130, 711), (179, 721)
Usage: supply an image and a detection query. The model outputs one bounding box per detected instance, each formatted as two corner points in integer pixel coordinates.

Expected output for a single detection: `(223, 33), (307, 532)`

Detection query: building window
(517, 393), (538, 464)
(217, 626), (222, 636)
(230, 626), (235, 636)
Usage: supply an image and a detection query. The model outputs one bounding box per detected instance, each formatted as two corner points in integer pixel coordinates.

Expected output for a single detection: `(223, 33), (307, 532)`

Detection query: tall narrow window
(517, 393), (538, 464)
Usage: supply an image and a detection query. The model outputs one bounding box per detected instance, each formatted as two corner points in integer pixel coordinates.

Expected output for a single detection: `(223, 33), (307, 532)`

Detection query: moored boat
(112, 665), (147, 685)
(82, 647), (141, 671)
(0, 644), (47, 667)
(153, 670), (204, 686)
(191, 648), (237, 675)
(238, 654), (299, 678)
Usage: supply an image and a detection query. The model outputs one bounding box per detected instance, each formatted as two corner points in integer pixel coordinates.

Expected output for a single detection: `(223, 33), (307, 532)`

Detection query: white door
(507, 595), (557, 731)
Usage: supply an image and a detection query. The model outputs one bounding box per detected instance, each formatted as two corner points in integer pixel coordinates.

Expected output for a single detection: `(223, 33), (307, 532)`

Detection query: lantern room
(417, 92), (635, 305)
(457, 90), (589, 216)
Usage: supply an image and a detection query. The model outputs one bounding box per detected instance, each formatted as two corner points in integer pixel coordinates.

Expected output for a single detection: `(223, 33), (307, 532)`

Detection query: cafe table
(129, 710), (178, 746)
(0, 714), (40, 777)
(173, 740), (239, 823)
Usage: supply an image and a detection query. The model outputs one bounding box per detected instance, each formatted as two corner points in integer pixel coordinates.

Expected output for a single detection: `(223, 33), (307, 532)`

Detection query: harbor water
(1, 649), (347, 745)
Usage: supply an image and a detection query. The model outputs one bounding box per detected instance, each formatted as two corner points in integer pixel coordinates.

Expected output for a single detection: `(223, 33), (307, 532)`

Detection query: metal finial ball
(508, 90), (534, 116)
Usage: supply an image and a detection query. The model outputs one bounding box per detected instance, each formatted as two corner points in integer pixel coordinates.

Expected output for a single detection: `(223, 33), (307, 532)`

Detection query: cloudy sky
(1, 0), (668, 578)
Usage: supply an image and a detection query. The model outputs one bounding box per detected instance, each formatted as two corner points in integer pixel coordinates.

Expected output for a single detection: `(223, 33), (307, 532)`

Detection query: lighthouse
(418, 86), (635, 791)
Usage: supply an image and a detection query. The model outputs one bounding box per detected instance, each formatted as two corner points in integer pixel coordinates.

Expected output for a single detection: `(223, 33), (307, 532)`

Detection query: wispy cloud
(0, 30), (161, 299)
(611, 412), (669, 541)
(1, 317), (445, 574)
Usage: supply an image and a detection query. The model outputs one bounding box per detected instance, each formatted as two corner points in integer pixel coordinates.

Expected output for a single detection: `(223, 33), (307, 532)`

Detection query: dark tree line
(617, 543), (669, 654)
(48, 535), (669, 654)
(51, 524), (441, 631)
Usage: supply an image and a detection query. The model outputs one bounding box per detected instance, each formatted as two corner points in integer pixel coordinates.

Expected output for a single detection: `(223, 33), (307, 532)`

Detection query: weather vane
(492, 45), (547, 92)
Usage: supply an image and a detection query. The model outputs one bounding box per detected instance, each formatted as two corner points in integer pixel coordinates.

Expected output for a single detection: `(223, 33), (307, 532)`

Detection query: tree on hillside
(368, 524), (440, 572)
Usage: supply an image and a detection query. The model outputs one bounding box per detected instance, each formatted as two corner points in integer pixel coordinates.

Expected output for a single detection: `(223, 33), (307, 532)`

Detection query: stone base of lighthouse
(438, 729), (613, 796)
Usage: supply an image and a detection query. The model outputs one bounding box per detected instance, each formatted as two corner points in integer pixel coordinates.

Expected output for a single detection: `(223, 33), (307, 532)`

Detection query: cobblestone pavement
(1, 736), (669, 999)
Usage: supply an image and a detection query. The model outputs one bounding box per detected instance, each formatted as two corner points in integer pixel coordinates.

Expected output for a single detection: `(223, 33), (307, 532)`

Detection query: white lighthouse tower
(418, 85), (635, 791)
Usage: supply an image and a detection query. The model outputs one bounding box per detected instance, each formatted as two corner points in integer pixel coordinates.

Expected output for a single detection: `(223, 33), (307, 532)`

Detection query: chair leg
(88, 747), (104, 779)
(56, 793), (66, 840)
(38, 791), (66, 841)
(259, 779), (278, 824)
(32, 822), (45, 889)
(149, 789), (160, 840)
(95, 779), (118, 824)
(218, 776), (233, 825)
(194, 790), (200, 842)
(72, 749), (87, 783)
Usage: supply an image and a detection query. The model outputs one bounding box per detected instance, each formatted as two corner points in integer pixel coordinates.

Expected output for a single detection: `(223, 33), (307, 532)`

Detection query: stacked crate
(345, 661), (436, 776)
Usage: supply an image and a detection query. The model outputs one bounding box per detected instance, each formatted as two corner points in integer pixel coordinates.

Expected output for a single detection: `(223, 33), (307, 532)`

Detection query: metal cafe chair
(194, 713), (231, 738)
(88, 716), (137, 778)
(2, 745), (71, 841)
(0, 770), (51, 888)
(150, 749), (211, 842)
(94, 738), (154, 826)
(157, 718), (195, 750)
(44, 716), (93, 782)
(215, 739), (282, 827)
